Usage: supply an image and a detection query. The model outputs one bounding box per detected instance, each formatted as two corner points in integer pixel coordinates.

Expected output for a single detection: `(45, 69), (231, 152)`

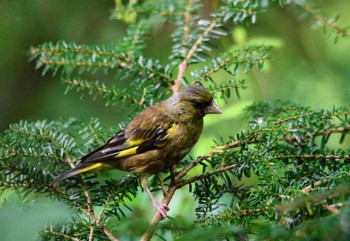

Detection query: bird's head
(166, 84), (222, 121)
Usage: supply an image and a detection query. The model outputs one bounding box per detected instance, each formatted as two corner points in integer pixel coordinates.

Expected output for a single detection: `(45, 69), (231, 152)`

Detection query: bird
(51, 84), (222, 217)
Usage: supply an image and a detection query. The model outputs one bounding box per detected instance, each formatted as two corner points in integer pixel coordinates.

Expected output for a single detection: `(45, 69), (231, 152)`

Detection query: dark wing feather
(78, 104), (176, 164)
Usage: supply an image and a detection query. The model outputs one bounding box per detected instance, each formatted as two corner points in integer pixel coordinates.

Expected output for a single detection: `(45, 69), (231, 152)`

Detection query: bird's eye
(191, 100), (210, 109)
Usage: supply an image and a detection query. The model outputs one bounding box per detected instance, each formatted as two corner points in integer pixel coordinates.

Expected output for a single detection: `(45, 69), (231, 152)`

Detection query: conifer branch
(64, 79), (148, 108)
(200, 207), (270, 227)
(299, 4), (348, 39)
(169, 0), (196, 93)
(31, 42), (171, 83)
(102, 227), (120, 241)
(2, 1), (349, 241)
(44, 227), (81, 241)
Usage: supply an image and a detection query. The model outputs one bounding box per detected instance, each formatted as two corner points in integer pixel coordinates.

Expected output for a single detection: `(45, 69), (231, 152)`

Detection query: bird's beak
(205, 101), (222, 114)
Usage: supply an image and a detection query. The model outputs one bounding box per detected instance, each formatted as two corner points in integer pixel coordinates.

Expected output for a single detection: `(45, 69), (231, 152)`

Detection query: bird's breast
(164, 118), (204, 160)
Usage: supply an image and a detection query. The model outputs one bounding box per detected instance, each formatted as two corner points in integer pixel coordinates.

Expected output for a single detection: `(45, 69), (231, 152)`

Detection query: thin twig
(301, 179), (328, 194)
(88, 226), (94, 241)
(141, 185), (177, 241)
(95, 190), (121, 241)
(185, 20), (218, 63)
(44, 226), (81, 241)
(169, 0), (193, 93)
(299, 4), (348, 36)
(274, 111), (350, 125)
(140, 144), (236, 240)
(200, 207), (270, 227)
(169, 10), (220, 93)
(62, 147), (96, 240)
(102, 227), (120, 241)
(176, 163), (238, 188)
(170, 61), (187, 93)
(81, 183), (96, 241)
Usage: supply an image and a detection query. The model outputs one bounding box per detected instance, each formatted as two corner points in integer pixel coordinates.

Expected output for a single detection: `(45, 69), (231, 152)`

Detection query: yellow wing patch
(78, 162), (103, 174)
(164, 123), (178, 139)
(114, 146), (138, 158)
(113, 123), (179, 159)
(126, 138), (145, 147)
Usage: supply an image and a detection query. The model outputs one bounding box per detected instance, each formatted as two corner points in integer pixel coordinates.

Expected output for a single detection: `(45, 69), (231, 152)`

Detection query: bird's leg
(170, 164), (177, 182)
(141, 175), (169, 218)
(156, 174), (168, 195)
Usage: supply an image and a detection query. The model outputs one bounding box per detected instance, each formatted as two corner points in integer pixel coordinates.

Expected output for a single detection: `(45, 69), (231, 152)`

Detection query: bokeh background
(0, 0), (349, 240)
(1, 1), (349, 134)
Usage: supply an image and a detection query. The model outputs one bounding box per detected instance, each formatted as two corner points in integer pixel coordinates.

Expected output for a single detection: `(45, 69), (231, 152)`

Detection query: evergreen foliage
(1, 0), (349, 240)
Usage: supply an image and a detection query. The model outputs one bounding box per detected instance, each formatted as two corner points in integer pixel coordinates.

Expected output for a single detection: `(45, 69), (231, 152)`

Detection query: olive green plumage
(52, 84), (221, 217)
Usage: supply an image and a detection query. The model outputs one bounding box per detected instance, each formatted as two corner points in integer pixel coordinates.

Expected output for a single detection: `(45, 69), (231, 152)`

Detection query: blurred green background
(0, 0), (349, 239)
(1, 0), (349, 134)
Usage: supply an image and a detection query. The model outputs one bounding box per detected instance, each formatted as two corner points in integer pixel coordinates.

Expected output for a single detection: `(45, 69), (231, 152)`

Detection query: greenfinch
(52, 84), (221, 217)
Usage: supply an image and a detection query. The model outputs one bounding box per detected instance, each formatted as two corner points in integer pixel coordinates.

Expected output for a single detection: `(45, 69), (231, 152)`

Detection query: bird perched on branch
(51, 84), (221, 217)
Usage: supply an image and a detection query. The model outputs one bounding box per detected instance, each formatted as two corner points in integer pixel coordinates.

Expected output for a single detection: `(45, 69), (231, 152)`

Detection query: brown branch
(88, 121), (103, 145)
(140, 142), (241, 240)
(176, 152), (350, 193)
(175, 144), (236, 182)
(65, 158), (97, 240)
(257, 124), (350, 147)
(102, 227), (120, 241)
(38, 58), (130, 70)
(141, 185), (178, 241)
(200, 207), (270, 227)
(176, 163), (238, 188)
(314, 125), (350, 137)
(91, 179), (123, 241)
(96, 204), (108, 227)
(274, 154), (350, 161)
(64, 79), (148, 108)
(274, 111), (319, 125)
(185, 20), (218, 63)
(80, 182), (96, 241)
(32, 45), (171, 83)
(88, 226), (94, 241)
(276, 184), (350, 214)
(44, 226), (81, 241)
(50, 185), (91, 217)
(301, 179), (329, 194)
(299, 4), (348, 37)
(169, 7), (220, 93)
(274, 111), (350, 125)
(170, 61), (187, 93)
(63, 158), (97, 231)
(181, 0), (192, 56)
(27, 4), (349, 241)
(322, 202), (342, 215)
(170, 19), (219, 93)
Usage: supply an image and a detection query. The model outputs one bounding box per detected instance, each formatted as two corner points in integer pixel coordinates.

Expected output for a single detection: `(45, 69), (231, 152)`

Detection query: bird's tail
(51, 162), (103, 185)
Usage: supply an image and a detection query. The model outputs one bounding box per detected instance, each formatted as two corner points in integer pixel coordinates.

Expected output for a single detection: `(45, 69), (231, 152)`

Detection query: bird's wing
(79, 107), (177, 164)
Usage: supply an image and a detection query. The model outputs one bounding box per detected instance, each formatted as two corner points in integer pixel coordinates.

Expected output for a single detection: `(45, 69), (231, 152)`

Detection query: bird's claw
(153, 201), (169, 218)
